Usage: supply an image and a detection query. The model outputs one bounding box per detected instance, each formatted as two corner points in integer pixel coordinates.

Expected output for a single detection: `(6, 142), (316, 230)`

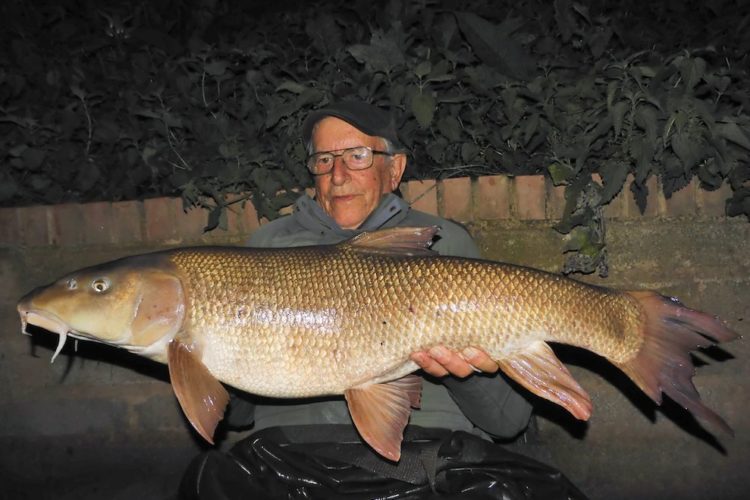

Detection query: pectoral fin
(344, 374), (422, 461)
(167, 339), (229, 444)
(498, 341), (592, 420)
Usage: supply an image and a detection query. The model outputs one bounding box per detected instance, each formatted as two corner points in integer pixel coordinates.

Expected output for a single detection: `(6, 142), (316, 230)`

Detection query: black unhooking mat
(179, 425), (587, 500)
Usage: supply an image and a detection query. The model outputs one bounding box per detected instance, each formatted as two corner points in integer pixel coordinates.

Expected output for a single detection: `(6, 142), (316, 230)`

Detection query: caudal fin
(617, 291), (739, 435)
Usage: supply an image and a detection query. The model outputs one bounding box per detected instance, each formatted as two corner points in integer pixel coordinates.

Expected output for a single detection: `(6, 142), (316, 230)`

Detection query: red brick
(604, 191), (627, 219)
(664, 177), (697, 217)
(143, 197), (180, 243)
(241, 200), (261, 234)
(546, 179), (567, 220)
(625, 175), (660, 218)
(111, 200), (144, 245)
(0, 207), (20, 245)
(176, 205), (207, 242)
(81, 201), (114, 245)
(224, 201), (244, 234)
(514, 176), (546, 220)
(49, 204), (83, 246)
(697, 182), (731, 217)
(477, 175), (510, 220)
(18, 205), (50, 246)
(407, 180), (438, 215)
(440, 177), (472, 221)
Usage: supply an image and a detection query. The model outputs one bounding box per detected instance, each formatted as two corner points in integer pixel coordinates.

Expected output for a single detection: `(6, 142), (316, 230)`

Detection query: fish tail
(617, 290), (739, 435)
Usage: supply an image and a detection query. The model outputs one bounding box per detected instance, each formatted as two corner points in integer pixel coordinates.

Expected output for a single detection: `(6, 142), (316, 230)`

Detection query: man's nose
(330, 156), (350, 185)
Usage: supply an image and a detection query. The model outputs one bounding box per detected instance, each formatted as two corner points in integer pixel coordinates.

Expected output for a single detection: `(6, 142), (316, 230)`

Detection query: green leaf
(142, 145), (158, 163)
(414, 61), (432, 79)
(9, 144), (28, 157)
(427, 59), (453, 81)
(21, 147), (46, 170)
(276, 81), (307, 94)
(611, 101), (628, 137)
(671, 131), (701, 170)
(437, 115), (462, 142)
(522, 114), (540, 146)
(70, 84), (86, 100)
(204, 206), (224, 232)
(553, 0), (574, 42)
(204, 60), (230, 76)
(461, 142), (480, 163)
(587, 27), (612, 58)
(455, 12), (536, 80)
(426, 140), (446, 163)
(29, 174), (51, 191)
(634, 105), (659, 144)
(599, 161), (629, 204)
(75, 162), (100, 192)
(411, 92), (436, 128)
(219, 142), (239, 158)
(548, 163), (574, 185)
(678, 57), (706, 91)
(133, 109), (162, 120)
(715, 121), (750, 150)
(0, 175), (18, 202)
(389, 84), (406, 105)
(347, 30), (405, 74)
(630, 137), (654, 183)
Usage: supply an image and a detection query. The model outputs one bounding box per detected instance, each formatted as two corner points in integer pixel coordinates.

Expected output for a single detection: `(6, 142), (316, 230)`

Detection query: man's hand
(410, 346), (499, 378)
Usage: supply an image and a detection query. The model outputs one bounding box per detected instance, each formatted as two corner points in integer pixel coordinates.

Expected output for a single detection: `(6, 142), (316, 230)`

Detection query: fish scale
(167, 246), (643, 397)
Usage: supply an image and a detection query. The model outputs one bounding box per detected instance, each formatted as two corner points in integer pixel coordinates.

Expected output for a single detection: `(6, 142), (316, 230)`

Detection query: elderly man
(180, 101), (585, 499)
(230, 100), (532, 438)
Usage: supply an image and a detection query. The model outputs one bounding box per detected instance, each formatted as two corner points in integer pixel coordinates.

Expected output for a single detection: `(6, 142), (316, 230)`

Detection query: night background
(2, 0), (748, 214)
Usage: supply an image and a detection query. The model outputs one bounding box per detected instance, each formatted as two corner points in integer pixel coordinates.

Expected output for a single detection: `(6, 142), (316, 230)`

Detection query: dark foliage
(2, 0), (749, 273)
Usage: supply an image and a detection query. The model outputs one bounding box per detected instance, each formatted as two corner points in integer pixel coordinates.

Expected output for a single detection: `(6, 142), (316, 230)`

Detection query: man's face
(312, 117), (406, 229)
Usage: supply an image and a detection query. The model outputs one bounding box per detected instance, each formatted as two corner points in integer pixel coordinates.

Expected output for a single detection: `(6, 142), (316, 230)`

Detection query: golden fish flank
(17, 226), (739, 462)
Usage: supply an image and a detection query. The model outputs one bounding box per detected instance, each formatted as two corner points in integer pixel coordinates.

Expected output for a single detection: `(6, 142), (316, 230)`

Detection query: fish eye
(66, 278), (78, 290)
(91, 278), (110, 293)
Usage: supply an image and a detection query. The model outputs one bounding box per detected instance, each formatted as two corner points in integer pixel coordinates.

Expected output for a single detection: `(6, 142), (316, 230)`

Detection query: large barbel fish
(17, 227), (738, 460)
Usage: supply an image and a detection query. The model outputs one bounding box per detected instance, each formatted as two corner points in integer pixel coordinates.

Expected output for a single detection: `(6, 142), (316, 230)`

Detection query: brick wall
(0, 174), (736, 248)
(1, 174), (747, 500)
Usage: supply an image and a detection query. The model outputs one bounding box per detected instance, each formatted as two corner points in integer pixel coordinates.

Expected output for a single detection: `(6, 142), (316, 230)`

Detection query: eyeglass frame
(306, 146), (395, 175)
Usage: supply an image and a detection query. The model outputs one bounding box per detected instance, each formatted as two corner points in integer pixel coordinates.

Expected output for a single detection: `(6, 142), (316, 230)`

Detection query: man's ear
(389, 153), (407, 191)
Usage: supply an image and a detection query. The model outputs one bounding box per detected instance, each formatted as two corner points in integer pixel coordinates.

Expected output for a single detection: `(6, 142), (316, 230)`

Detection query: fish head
(17, 255), (185, 361)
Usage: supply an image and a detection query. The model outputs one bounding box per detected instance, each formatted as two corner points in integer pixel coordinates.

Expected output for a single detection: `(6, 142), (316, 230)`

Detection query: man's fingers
(461, 346), (499, 373)
(410, 351), (449, 377)
(411, 346), (499, 378)
(428, 346), (474, 378)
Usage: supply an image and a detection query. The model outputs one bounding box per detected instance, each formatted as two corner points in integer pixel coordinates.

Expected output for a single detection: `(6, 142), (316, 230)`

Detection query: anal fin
(344, 374), (422, 462)
(498, 341), (592, 420)
(167, 339), (229, 444)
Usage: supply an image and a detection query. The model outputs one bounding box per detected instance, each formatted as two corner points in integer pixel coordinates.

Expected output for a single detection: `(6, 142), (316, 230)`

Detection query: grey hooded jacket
(226, 193), (532, 439)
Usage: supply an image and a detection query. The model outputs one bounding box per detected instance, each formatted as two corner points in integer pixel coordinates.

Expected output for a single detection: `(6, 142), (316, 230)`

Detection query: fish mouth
(19, 310), (98, 364)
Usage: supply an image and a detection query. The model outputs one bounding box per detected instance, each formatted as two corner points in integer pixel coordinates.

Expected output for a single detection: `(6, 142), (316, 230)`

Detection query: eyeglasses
(306, 146), (394, 175)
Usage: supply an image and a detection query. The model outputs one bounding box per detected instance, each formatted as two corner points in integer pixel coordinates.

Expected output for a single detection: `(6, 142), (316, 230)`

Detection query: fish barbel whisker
(51, 330), (67, 364)
(20, 316), (30, 336)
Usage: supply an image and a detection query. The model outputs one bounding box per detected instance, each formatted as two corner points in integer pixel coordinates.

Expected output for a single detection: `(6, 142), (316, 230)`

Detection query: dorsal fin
(345, 226), (439, 257)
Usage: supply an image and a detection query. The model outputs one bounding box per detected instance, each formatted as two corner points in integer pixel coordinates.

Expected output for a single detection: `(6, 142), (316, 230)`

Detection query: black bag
(179, 425), (587, 500)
